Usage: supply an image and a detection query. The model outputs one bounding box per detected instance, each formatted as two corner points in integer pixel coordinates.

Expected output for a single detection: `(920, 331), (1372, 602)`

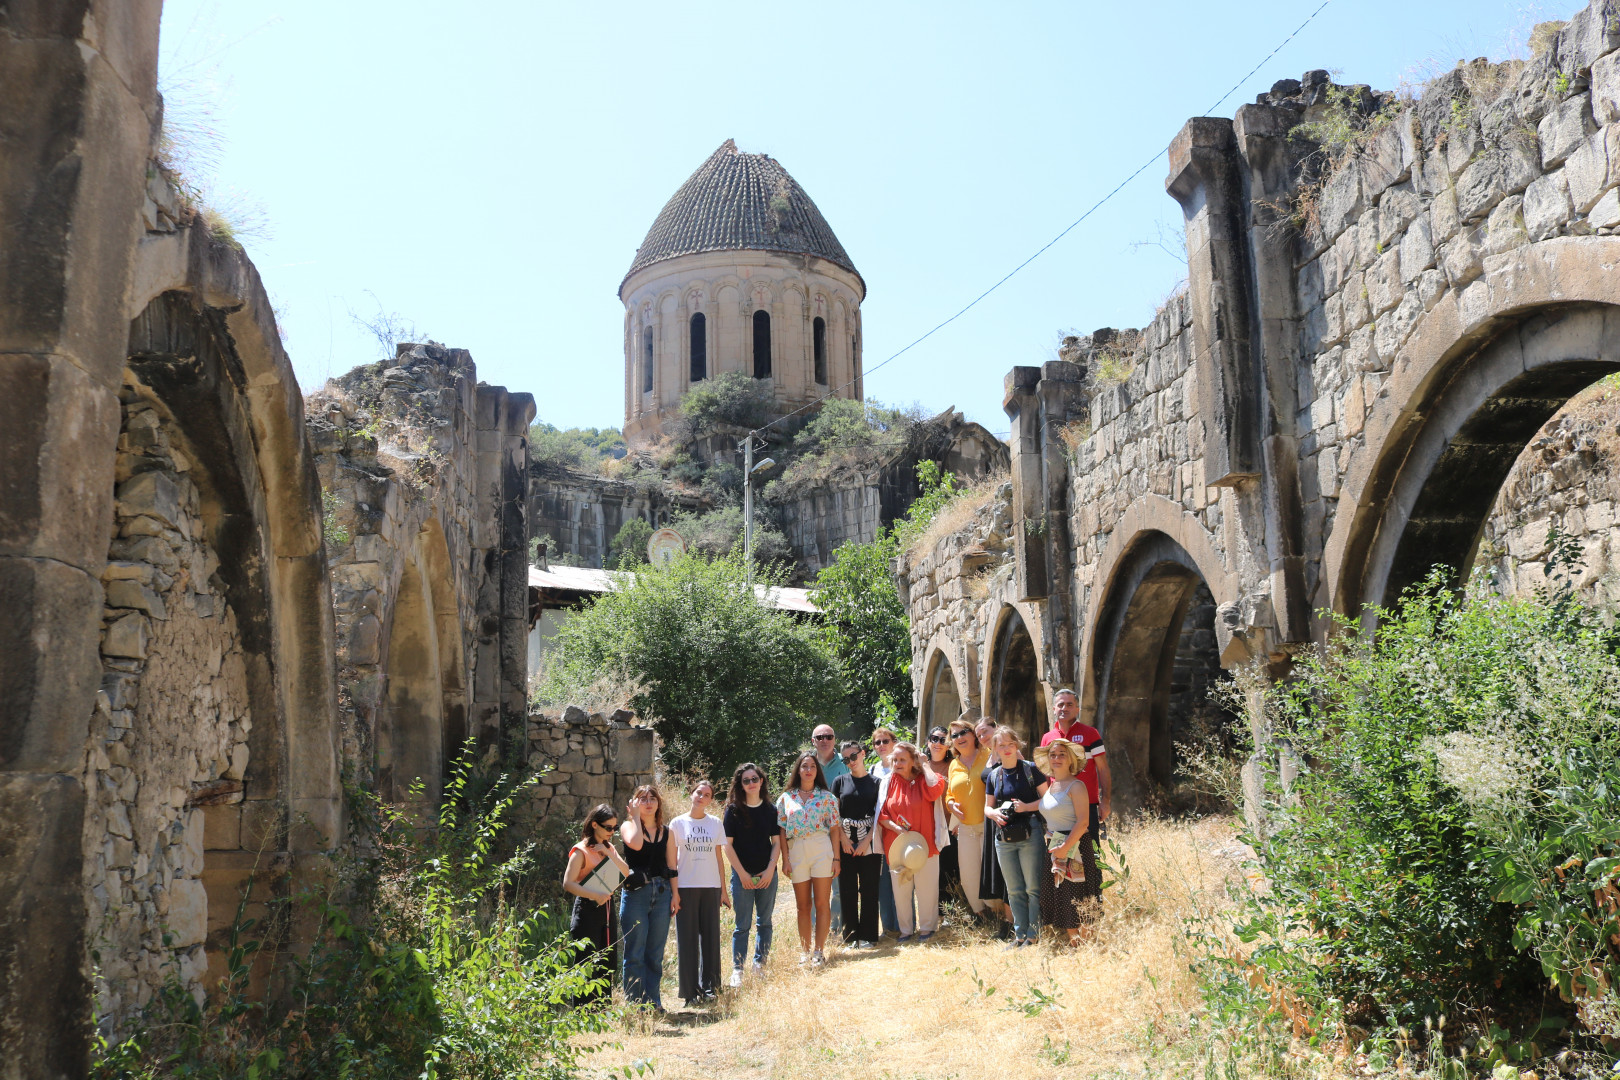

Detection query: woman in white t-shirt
(668, 779), (730, 1007)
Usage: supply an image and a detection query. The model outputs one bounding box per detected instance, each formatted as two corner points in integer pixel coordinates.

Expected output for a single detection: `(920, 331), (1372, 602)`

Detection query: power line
(750, 0), (1334, 439)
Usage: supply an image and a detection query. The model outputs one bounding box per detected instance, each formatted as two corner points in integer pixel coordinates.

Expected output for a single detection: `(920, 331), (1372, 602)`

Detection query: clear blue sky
(157, 0), (1570, 435)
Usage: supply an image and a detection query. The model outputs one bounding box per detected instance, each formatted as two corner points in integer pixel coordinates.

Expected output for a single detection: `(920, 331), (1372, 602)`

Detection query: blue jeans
(730, 869), (778, 967)
(619, 878), (672, 1008)
(878, 863), (899, 934)
(996, 835), (1043, 941)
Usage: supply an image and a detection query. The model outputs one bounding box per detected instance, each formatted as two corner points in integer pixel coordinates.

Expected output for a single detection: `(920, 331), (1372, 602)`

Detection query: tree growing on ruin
(537, 551), (842, 773)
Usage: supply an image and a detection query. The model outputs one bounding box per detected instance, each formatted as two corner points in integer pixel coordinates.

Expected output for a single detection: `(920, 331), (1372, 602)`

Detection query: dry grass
(586, 815), (1246, 1080)
(905, 472), (1008, 561)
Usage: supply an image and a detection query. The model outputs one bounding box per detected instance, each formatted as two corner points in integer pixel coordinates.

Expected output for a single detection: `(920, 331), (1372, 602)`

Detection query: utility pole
(742, 432), (774, 587)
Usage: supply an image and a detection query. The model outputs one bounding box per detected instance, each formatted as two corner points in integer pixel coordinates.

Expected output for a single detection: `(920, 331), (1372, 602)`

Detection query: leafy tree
(668, 505), (791, 566)
(810, 461), (962, 733)
(676, 371), (772, 435)
(609, 517), (652, 567)
(528, 421), (625, 474)
(537, 552), (843, 774)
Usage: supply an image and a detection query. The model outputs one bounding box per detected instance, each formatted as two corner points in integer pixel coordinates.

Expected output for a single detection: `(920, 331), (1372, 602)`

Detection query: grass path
(583, 816), (1246, 1080)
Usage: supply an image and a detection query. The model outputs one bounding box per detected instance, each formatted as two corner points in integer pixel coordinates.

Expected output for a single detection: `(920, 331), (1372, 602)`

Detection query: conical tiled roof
(622, 140), (861, 291)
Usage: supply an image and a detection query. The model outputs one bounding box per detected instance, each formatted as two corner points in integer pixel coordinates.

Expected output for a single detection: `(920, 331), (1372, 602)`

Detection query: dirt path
(583, 816), (1243, 1080)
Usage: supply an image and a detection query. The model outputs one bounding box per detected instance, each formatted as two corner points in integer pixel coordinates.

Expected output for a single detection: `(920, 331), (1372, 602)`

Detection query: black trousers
(839, 853), (883, 944)
(675, 886), (721, 1000)
(569, 894), (618, 1002)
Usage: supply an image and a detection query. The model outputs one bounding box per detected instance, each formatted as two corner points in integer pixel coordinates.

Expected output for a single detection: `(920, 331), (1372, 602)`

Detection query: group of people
(561, 688), (1113, 1010)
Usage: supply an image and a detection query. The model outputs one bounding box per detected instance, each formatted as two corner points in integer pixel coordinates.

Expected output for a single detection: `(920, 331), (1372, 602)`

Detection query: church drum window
(642, 327), (653, 393)
(753, 309), (772, 379)
(812, 316), (827, 385)
(689, 313), (706, 382)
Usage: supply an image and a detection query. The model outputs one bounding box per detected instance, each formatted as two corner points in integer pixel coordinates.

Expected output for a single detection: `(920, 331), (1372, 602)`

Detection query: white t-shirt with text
(668, 812), (724, 889)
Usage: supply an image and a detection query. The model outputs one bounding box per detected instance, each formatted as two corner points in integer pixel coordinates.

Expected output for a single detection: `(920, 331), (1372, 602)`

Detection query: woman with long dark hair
(721, 762), (781, 985)
(776, 751), (841, 966)
(563, 803), (631, 1000)
(669, 779), (730, 1006)
(618, 785), (673, 1010)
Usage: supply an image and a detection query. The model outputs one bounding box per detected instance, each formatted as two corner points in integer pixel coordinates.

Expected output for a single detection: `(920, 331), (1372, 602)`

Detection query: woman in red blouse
(876, 741), (946, 942)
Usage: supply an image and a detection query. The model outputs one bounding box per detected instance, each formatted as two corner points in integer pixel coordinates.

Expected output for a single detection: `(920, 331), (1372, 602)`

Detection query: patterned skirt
(1039, 815), (1102, 929)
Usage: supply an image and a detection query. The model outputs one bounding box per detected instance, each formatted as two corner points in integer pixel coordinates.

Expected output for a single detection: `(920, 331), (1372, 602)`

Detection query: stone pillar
(1167, 117), (1261, 488)
(1003, 366), (1047, 600)
(0, 4), (163, 1072)
(1233, 103), (1315, 644)
(473, 386), (537, 752)
(1037, 361), (1087, 685)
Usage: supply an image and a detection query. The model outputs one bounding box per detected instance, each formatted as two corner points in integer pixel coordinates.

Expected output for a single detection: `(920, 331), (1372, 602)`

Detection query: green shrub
(609, 517), (653, 567)
(536, 551), (843, 773)
(677, 372), (772, 435)
(1202, 572), (1551, 1044)
(92, 749), (614, 1079)
(667, 504), (790, 565)
(529, 422), (625, 474)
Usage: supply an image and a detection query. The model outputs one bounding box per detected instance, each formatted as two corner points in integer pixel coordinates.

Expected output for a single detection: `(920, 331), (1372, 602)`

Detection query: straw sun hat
(887, 830), (928, 874)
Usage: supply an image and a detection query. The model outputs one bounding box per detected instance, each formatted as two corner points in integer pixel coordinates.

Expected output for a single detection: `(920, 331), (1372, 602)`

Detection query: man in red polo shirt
(1038, 688), (1111, 822)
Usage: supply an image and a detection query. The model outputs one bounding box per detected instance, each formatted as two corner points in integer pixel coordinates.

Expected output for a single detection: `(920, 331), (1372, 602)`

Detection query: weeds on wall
(1193, 563), (1620, 1076)
(92, 747), (619, 1080)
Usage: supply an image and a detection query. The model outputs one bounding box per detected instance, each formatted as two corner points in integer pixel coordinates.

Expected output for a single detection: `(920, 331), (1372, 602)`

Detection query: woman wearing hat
(925, 726), (962, 905)
(1036, 738), (1096, 945)
(874, 741), (948, 942)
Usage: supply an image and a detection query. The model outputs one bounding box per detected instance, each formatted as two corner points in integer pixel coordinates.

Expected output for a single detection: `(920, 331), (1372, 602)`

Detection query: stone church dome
(620, 140), (866, 446)
(622, 139), (861, 291)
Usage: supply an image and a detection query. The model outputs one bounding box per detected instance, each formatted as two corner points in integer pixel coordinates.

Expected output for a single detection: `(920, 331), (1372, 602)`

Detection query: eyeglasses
(928, 735), (947, 744)
(812, 733), (834, 741)
(843, 753), (861, 763)
(742, 776), (761, 785)
(873, 737), (894, 746)
(596, 820), (618, 831)
(952, 731), (972, 739)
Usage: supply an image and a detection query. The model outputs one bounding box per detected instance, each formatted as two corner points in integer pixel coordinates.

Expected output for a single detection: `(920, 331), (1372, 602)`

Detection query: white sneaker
(811, 950), (825, 967)
(750, 959), (765, 974)
(728, 969), (743, 987)
(799, 951), (811, 965)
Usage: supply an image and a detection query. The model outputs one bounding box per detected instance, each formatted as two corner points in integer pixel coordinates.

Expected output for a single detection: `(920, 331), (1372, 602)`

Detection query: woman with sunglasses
(868, 727), (901, 937)
(926, 726), (962, 906)
(618, 785), (673, 1010)
(830, 740), (882, 946)
(945, 719), (991, 923)
(721, 763), (781, 985)
(776, 751), (841, 966)
(875, 741), (948, 942)
(669, 779), (730, 1006)
(564, 803), (632, 1001)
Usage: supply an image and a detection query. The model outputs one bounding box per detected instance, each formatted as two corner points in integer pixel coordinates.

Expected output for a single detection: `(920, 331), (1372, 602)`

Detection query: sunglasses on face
(813, 734), (834, 741)
(874, 738), (894, 746)
(952, 731), (972, 739)
(928, 735), (947, 744)
(742, 776), (762, 785)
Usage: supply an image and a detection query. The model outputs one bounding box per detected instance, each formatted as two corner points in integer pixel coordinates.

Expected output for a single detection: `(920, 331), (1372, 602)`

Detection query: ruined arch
(921, 646), (963, 735)
(1088, 530), (1227, 795)
(985, 604), (1046, 749)
(1324, 239), (1620, 622)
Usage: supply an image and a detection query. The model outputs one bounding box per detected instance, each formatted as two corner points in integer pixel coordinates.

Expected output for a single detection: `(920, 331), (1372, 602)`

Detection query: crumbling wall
(85, 394), (258, 1020)
(528, 470), (667, 568)
(310, 345), (534, 798)
(521, 707), (656, 824)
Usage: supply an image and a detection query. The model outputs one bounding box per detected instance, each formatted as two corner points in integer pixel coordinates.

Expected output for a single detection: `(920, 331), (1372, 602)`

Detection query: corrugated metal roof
(528, 564), (818, 614)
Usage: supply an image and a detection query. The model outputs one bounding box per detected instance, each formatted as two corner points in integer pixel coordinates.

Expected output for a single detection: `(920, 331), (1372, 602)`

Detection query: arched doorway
(1091, 532), (1228, 794)
(989, 607), (1044, 749)
(1343, 303), (1620, 616)
(922, 650), (962, 733)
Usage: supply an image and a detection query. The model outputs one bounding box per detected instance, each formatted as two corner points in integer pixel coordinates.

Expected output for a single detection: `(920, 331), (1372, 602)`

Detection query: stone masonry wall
(86, 393), (257, 1020)
(520, 707), (656, 825)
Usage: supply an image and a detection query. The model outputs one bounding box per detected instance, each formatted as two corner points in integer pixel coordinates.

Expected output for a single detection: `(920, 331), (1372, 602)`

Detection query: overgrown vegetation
(673, 371), (773, 437)
(93, 749), (616, 1079)
(535, 551), (843, 774)
(1197, 553), (1620, 1075)
(529, 421), (626, 476)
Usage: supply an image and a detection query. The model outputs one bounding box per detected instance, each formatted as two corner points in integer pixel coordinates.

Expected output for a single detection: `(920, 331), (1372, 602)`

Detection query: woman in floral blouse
(776, 751), (842, 966)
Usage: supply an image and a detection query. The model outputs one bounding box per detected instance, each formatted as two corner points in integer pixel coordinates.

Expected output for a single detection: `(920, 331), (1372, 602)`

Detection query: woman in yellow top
(944, 718), (991, 921)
